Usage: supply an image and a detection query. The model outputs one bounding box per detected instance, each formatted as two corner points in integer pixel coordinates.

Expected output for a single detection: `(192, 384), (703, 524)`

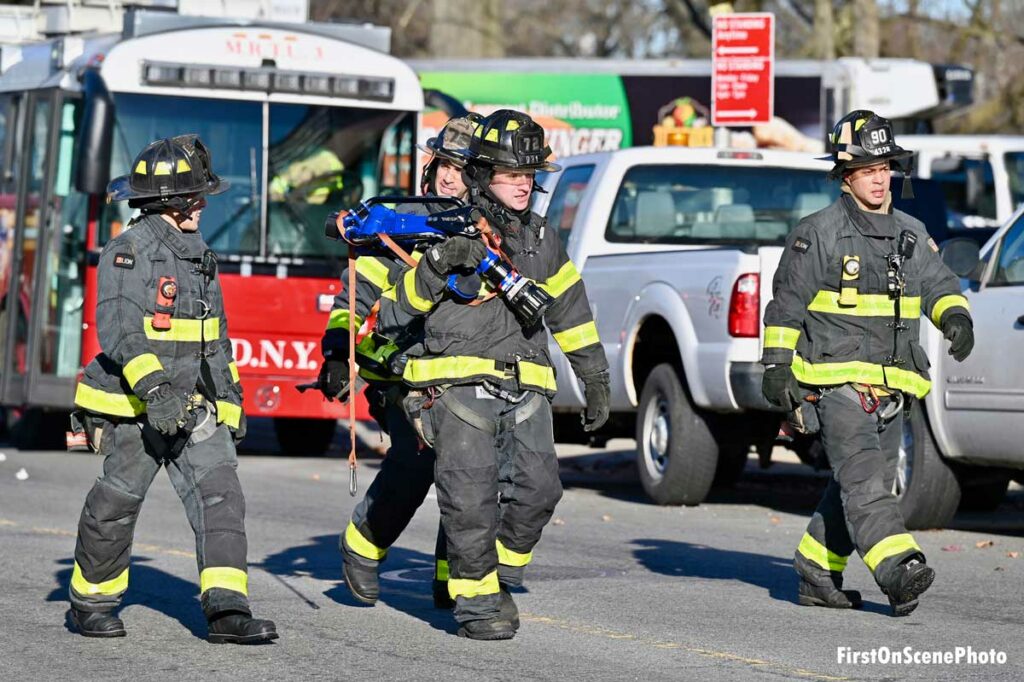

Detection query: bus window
(267, 105), (416, 259)
(38, 100), (88, 378)
(99, 94), (262, 255)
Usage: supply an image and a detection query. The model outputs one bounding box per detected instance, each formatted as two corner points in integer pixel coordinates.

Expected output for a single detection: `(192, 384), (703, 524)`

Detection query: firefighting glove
(425, 236), (488, 276)
(762, 364), (803, 410)
(318, 355), (350, 401)
(942, 313), (974, 362)
(581, 372), (611, 432)
(144, 384), (186, 437)
(232, 411), (247, 445)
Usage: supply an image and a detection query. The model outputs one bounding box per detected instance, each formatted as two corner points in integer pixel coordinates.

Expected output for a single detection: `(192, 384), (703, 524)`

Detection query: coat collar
(139, 214), (209, 259)
(840, 194), (896, 239)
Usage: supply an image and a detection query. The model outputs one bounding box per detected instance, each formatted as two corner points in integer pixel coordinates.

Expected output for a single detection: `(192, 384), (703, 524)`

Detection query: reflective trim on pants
(448, 570), (499, 600)
(864, 533), (922, 573)
(796, 532), (850, 572)
(71, 562), (128, 597)
(496, 539), (533, 568)
(345, 521), (387, 561)
(199, 567), (248, 596)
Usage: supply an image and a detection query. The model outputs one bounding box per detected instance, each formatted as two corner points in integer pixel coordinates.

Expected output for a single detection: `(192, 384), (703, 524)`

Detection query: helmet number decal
(516, 132), (544, 164)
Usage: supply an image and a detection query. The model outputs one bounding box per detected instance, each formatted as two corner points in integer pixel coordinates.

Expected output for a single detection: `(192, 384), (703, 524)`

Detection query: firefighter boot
(798, 579), (863, 609)
(457, 617), (517, 641)
(499, 585), (520, 630)
(433, 580), (454, 609)
(882, 557), (935, 617)
(68, 608), (126, 638)
(207, 612), (279, 644)
(341, 536), (380, 605)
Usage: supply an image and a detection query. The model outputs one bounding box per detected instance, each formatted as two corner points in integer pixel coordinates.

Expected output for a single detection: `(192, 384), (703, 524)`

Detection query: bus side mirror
(74, 69), (114, 195)
(940, 237), (982, 279)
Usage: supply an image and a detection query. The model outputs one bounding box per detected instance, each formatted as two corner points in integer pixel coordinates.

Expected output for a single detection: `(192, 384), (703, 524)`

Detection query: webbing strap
(378, 232), (418, 268)
(438, 390), (543, 435)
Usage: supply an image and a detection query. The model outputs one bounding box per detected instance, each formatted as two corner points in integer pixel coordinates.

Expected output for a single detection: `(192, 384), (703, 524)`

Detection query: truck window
(605, 164), (837, 245)
(990, 213), (1024, 287)
(928, 154), (998, 227)
(1007, 152), (1024, 212)
(546, 165), (594, 248)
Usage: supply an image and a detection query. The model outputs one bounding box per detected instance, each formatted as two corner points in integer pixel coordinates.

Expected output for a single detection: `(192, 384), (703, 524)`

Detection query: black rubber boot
(797, 580), (863, 609)
(343, 557), (380, 605)
(499, 585), (520, 630)
(883, 558), (935, 617)
(457, 617), (516, 641)
(207, 612), (279, 644)
(432, 580), (454, 609)
(68, 608), (126, 638)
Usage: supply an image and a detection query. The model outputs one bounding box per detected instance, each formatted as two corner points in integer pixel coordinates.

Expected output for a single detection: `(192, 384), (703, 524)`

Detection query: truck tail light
(728, 273), (760, 338)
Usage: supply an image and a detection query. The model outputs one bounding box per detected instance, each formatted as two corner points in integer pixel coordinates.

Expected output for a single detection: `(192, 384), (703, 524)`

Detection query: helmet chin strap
(462, 163), (535, 228)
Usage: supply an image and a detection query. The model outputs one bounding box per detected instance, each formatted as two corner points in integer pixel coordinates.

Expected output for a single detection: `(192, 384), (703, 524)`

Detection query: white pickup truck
(537, 146), (1024, 529)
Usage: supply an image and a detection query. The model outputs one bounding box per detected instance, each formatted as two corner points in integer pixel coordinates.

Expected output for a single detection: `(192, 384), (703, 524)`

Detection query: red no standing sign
(712, 12), (775, 127)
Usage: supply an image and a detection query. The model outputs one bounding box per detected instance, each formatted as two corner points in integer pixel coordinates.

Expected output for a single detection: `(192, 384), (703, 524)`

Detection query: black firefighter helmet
(463, 109), (561, 173)
(824, 110), (913, 179)
(107, 134), (229, 211)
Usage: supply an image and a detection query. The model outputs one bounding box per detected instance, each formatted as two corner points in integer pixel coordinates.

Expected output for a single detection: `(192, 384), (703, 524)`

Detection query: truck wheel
(896, 401), (960, 530)
(635, 364), (717, 505)
(274, 417), (337, 456)
(956, 470), (1011, 512)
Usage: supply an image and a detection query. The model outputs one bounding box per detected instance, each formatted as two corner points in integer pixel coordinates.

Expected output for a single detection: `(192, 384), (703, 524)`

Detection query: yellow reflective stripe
(553, 321), (600, 354)
(381, 286), (397, 301)
(327, 308), (363, 332)
(435, 559), (450, 582)
(355, 257), (391, 290)
(791, 356), (931, 398)
(807, 291), (921, 318)
(930, 294), (970, 327)
(153, 160), (172, 175)
(864, 533), (922, 572)
(448, 570), (499, 600)
(539, 261), (581, 299)
(71, 562), (128, 597)
(215, 401), (242, 429)
(358, 367), (402, 383)
(797, 533), (849, 572)
(199, 567), (248, 596)
(764, 326), (800, 350)
(496, 539), (533, 567)
(143, 316), (220, 342)
(228, 361), (240, 383)
(518, 361), (557, 392)
(134, 160), (147, 175)
(122, 353), (164, 388)
(74, 382), (146, 417)
(345, 521), (387, 561)
(403, 268), (434, 312)
(403, 356), (506, 384)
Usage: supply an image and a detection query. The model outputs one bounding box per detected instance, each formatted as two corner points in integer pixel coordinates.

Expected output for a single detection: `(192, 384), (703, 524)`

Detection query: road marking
(521, 614), (849, 681)
(0, 518), (17, 527)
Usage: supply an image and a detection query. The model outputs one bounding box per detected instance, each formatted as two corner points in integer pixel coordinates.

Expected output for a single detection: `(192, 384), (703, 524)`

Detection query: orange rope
(347, 253), (358, 495)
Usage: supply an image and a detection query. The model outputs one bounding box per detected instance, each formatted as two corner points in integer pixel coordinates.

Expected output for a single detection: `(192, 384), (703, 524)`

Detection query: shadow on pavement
(260, 534), (456, 634)
(48, 557), (208, 639)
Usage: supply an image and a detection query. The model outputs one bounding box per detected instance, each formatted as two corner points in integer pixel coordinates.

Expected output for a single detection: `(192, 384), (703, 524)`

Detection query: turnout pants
(70, 405), (250, 619)
(344, 399), (449, 580)
(425, 385), (562, 623)
(795, 386), (924, 591)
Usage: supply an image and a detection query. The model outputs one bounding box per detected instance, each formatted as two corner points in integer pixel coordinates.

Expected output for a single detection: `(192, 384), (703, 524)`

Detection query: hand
(144, 384), (186, 437)
(581, 373), (610, 432)
(318, 356), (350, 401)
(762, 365), (803, 410)
(425, 236), (488, 276)
(942, 313), (974, 362)
(231, 411), (247, 445)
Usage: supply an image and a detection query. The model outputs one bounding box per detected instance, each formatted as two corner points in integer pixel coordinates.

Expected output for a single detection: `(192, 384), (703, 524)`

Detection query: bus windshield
(101, 94), (417, 259)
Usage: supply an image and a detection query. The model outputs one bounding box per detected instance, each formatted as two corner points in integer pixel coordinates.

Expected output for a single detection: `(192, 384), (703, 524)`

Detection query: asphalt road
(1, 431), (1022, 681)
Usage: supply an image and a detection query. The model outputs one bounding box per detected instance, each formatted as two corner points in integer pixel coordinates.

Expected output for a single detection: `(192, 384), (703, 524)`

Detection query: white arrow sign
(715, 109), (759, 118)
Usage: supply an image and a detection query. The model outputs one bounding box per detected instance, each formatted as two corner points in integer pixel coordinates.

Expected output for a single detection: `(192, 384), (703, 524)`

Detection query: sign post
(712, 12), (775, 127)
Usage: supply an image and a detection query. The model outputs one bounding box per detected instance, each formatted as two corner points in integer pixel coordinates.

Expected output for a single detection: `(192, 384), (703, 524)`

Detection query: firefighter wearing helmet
(67, 135), (277, 643)
(760, 111), (975, 616)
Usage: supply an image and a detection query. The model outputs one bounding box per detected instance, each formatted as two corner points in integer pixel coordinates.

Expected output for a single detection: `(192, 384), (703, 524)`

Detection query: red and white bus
(0, 7), (423, 452)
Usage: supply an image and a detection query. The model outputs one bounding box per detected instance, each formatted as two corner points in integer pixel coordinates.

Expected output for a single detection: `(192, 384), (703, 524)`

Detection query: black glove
(762, 364), (803, 410)
(942, 313), (974, 362)
(232, 411), (247, 445)
(318, 356), (350, 401)
(581, 373), (611, 432)
(364, 385), (390, 434)
(144, 384), (186, 437)
(425, 236), (488, 276)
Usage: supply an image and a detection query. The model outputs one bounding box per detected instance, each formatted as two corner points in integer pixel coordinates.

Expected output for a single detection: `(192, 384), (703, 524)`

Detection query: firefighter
(390, 110), (610, 640)
(321, 115), (480, 609)
(67, 135), (277, 643)
(761, 110), (974, 617)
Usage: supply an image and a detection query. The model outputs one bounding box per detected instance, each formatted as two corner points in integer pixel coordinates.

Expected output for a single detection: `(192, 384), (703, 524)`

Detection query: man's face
(435, 160), (468, 200)
(488, 169), (534, 212)
(844, 162), (891, 209)
(161, 196), (206, 232)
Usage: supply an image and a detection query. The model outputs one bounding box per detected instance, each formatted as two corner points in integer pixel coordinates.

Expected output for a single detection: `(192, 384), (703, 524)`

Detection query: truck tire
(956, 470), (1010, 512)
(275, 417), (336, 456)
(635, 364), (718, 505)
(896, 401), (961, 530)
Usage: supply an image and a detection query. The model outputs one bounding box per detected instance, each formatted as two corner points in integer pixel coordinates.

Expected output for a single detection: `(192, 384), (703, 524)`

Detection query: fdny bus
(0, 6), (422, 452)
